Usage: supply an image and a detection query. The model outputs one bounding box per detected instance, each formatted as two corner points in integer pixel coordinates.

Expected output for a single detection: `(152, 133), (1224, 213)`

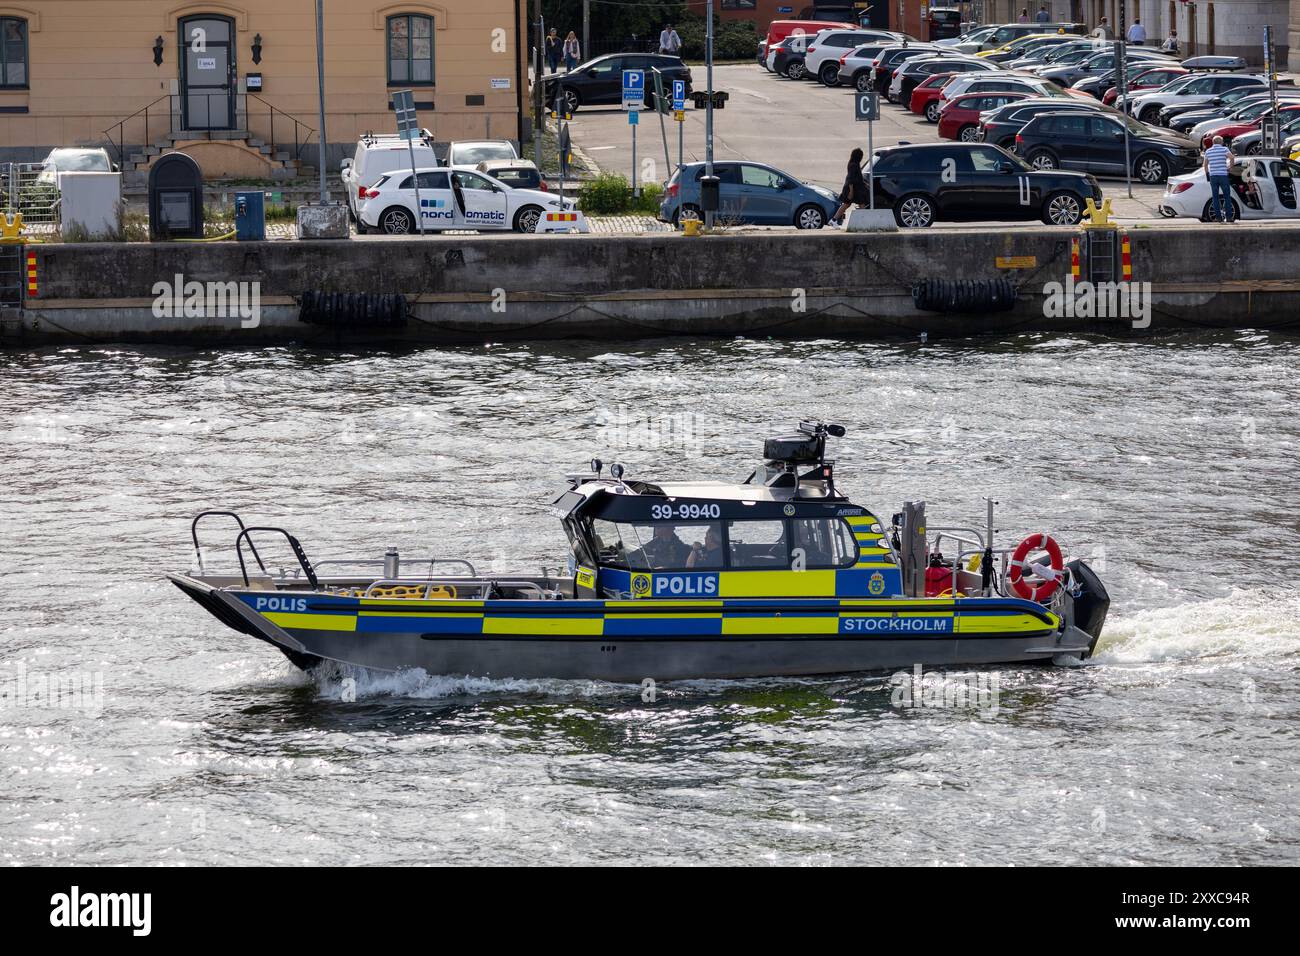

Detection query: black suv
(544, 54), (692, 113)
(980, 98), (1117, 149)
(869, 143), (1102, 227)
(1014, 111), (1201, 184)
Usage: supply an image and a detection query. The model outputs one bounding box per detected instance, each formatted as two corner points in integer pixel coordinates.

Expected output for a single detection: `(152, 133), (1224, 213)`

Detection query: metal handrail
(102, 93), (172, 165)
(249, 94), (317, 161)
(191, 510), (266, 575)
(235, 527), (318, 589)
(302, 557), (477, 577)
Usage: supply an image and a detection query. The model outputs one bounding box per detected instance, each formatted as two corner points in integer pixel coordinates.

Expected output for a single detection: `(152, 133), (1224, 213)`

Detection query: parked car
(1038, 48), (1176, 89)
(949, 23), (1086, 54)
(1128, 73), (1268, 124)
(864, 43), (944, 93)
(1013, 110), (1202, 183)
(940, 92), (1033, 141)
(941, 73), (1080, 106)
(805, 28), (902, 85)
(762, 19), (855, 70)
(1102, 65), (1189, 105)
(867, 142), (1103, 227)
(911, 73), (965, 122)
(1191, 101), (1300, 147)
(544, 53), (691, 113)
(447, 140), (526, 170)
(35, 147), (116, 183)
(475, 160), (546, 191)
(979, 33), (1079, 63)
(837, 42), (904, 91)
(888, 54), (996, 104)
(1006, 38), (1097, 70)
(1221, 111), (1300, 156)
(1167, 91), (1281, 132)
(659, 161), (839, 229)
(770, 34), (811, 78)
(978, 96), (1119, 148)
(1159, 156), (1300, 221)
(356, 167), (574, 234)
(1074, 60), (1183, 100)
(341, 132), (438, 221)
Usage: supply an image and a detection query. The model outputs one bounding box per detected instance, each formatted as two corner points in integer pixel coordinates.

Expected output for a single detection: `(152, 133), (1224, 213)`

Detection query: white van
(341, 131), (438, 220)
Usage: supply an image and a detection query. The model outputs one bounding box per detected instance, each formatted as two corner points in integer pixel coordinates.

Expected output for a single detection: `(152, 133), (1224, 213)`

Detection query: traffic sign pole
(705, 0), (715, 229)
(672, 79), (686, 176)
(623, 68), (645, 196)
(391, 89), (425, 236)
(855, 92), (879, 211)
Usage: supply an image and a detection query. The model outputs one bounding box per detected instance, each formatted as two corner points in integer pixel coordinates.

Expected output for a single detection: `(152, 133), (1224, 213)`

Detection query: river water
(2, 332), (1297, 865)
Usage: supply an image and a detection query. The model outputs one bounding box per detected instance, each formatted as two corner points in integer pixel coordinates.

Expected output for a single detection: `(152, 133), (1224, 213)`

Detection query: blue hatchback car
(659, 161), (840, 229)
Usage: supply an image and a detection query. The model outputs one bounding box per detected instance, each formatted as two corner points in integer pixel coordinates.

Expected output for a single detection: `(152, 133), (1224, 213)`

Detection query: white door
(451, 170), (510, 230)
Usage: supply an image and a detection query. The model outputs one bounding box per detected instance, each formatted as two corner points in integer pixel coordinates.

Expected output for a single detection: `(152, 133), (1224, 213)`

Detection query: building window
(388, 14), (434, 86)
(0, 17), (27, 88)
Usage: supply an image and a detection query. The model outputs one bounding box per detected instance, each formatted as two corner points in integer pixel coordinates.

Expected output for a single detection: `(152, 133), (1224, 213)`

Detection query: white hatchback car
(357, 166), (575, 234)
(446, 139), (536, 172)
(1159, 157), (1300, 222)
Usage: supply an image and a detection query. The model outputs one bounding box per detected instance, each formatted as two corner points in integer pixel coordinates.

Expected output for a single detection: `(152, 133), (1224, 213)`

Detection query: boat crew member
(687, 526), (724, 569)
(638, 524), (692, 568)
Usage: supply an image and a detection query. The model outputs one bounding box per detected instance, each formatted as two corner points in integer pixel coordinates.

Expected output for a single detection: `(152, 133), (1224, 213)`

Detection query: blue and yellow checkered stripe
(241, 594), (1057, 639)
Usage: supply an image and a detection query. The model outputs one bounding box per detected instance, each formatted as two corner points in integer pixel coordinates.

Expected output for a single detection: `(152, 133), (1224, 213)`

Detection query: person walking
(1035, 5), (1051, 23)
(563, 31), (581, 72)
(1204, 135), (1236, 222)
(1018, 8), (1030, 23)
(1094, 17), (1113, 40)
(1127, 19), (1146, 45)
(659, 23), (682, 57)
(1160, 29), (1180, 54)
(545, 27), (561, 74)
(832, 147), (869, 226)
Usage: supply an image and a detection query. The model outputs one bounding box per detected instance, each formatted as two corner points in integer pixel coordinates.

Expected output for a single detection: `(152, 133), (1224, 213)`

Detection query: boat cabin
(552, 421), (904, 600)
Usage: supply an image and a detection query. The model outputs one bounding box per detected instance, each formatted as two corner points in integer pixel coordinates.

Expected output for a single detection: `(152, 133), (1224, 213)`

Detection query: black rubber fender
(911, 277), (1018, 313)
(299, 291), (409, 328)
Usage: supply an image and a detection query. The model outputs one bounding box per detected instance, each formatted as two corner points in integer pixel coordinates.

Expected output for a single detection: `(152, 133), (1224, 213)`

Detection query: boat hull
(171, 574), (1095, 681)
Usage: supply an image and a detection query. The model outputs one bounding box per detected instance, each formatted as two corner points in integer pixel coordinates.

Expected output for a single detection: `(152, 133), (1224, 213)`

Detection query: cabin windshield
(588, 515), (858, 571)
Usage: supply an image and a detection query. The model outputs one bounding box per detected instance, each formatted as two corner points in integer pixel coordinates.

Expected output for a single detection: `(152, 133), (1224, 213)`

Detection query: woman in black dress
(832, 147), (868, 226)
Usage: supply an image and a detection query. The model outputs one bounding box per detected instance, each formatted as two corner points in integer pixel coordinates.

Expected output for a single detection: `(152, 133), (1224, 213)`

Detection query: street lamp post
(705, 0), (715, 228)
(314, 0), (328, 203)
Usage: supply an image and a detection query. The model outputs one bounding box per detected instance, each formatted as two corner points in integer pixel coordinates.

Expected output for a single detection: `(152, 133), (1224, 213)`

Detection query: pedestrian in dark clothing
(833, 147), (868, 225)
(545, 28), (561, 74)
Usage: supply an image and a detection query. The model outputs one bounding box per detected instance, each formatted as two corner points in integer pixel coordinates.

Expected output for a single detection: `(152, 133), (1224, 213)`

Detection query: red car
(1102, 66), (1189, 106)
(910, 73), (960, 123)
(1201, 104), (1300, 149)
(938, 92), (1031, 141)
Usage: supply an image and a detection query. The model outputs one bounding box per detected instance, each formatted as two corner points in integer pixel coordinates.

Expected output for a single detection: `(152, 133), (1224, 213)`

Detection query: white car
(357, 166), (575, 234)
(446, 139), (535, 172)
(1158, 157), (1300, 222)
(836, 42), (900, 91)
(804, 28), (903, 86)
(341, 132), (437, 221)
(1127, 73), (1268, 124)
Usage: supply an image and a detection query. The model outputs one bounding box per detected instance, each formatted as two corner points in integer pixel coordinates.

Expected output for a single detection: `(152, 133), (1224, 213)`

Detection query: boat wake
(1093, 588), (1300, 664)
(311, 664), (641, 702)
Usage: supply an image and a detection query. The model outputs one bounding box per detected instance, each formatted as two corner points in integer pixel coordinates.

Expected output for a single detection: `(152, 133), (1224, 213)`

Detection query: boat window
(620, 522), (716, 570)
(591, 519), (631, 568)
(727, 520), (789, 569)
(790, 518), (858, 568)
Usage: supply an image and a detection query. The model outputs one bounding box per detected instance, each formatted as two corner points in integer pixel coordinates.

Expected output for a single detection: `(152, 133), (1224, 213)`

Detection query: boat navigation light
(590, 458), (603, 475)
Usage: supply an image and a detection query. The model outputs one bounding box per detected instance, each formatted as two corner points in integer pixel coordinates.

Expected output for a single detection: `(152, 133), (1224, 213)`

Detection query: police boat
(169, 421), (1109, 682)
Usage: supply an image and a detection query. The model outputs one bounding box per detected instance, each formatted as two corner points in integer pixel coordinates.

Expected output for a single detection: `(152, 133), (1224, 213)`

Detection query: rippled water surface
(2, 333), (1298, 865)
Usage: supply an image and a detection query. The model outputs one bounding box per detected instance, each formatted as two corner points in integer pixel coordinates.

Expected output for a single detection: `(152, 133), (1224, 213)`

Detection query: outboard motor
(1066, 558), (1110, 657)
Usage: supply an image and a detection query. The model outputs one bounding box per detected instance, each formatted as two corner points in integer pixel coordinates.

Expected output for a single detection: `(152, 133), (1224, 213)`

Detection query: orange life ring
(1009, 533), (1064, 602)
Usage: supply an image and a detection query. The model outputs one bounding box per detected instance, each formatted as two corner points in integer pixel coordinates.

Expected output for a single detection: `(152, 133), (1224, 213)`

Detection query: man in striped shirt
(1203, 135), (1236, 222)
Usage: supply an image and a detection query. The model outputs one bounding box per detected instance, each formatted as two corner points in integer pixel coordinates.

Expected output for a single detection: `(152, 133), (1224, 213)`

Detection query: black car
(544, 54), (691, 113)
(771, 37), (809, 79)
(869, 44), (942, 93)
(1014, 111), (1201, 184)
(867, 143), (1103, 227)
(980, 98), (1117, 149)
(892, 55), (993, 104)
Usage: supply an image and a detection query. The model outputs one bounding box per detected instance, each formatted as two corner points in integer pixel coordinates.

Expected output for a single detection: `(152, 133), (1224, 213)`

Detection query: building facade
(0, 1), (528, 175)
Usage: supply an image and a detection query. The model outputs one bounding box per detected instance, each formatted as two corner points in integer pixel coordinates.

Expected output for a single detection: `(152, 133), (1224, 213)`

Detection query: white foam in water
(1094, 588), (1300, 664)
(313, 665), (637, 701)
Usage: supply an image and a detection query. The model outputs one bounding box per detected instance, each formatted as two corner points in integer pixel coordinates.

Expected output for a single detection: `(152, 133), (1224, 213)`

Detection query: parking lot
(565, 62), (1177, 227)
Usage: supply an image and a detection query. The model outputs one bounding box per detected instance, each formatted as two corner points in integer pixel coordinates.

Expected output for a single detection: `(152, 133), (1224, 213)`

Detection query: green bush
(633, 182), (663, 214)
(579, 172), (634, 214)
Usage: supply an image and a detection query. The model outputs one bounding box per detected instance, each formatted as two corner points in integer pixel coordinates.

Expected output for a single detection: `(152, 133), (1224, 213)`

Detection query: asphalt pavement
(565, 62), (1175, 225)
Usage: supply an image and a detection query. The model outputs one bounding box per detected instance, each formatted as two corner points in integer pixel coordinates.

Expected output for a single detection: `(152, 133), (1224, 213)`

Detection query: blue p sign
(672, 79), (686, 110)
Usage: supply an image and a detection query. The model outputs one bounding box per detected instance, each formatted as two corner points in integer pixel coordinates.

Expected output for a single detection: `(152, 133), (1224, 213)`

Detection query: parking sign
(622, 70), (644, 111)
(672, 79), (686, 111)
(855, 92), (879, 122)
